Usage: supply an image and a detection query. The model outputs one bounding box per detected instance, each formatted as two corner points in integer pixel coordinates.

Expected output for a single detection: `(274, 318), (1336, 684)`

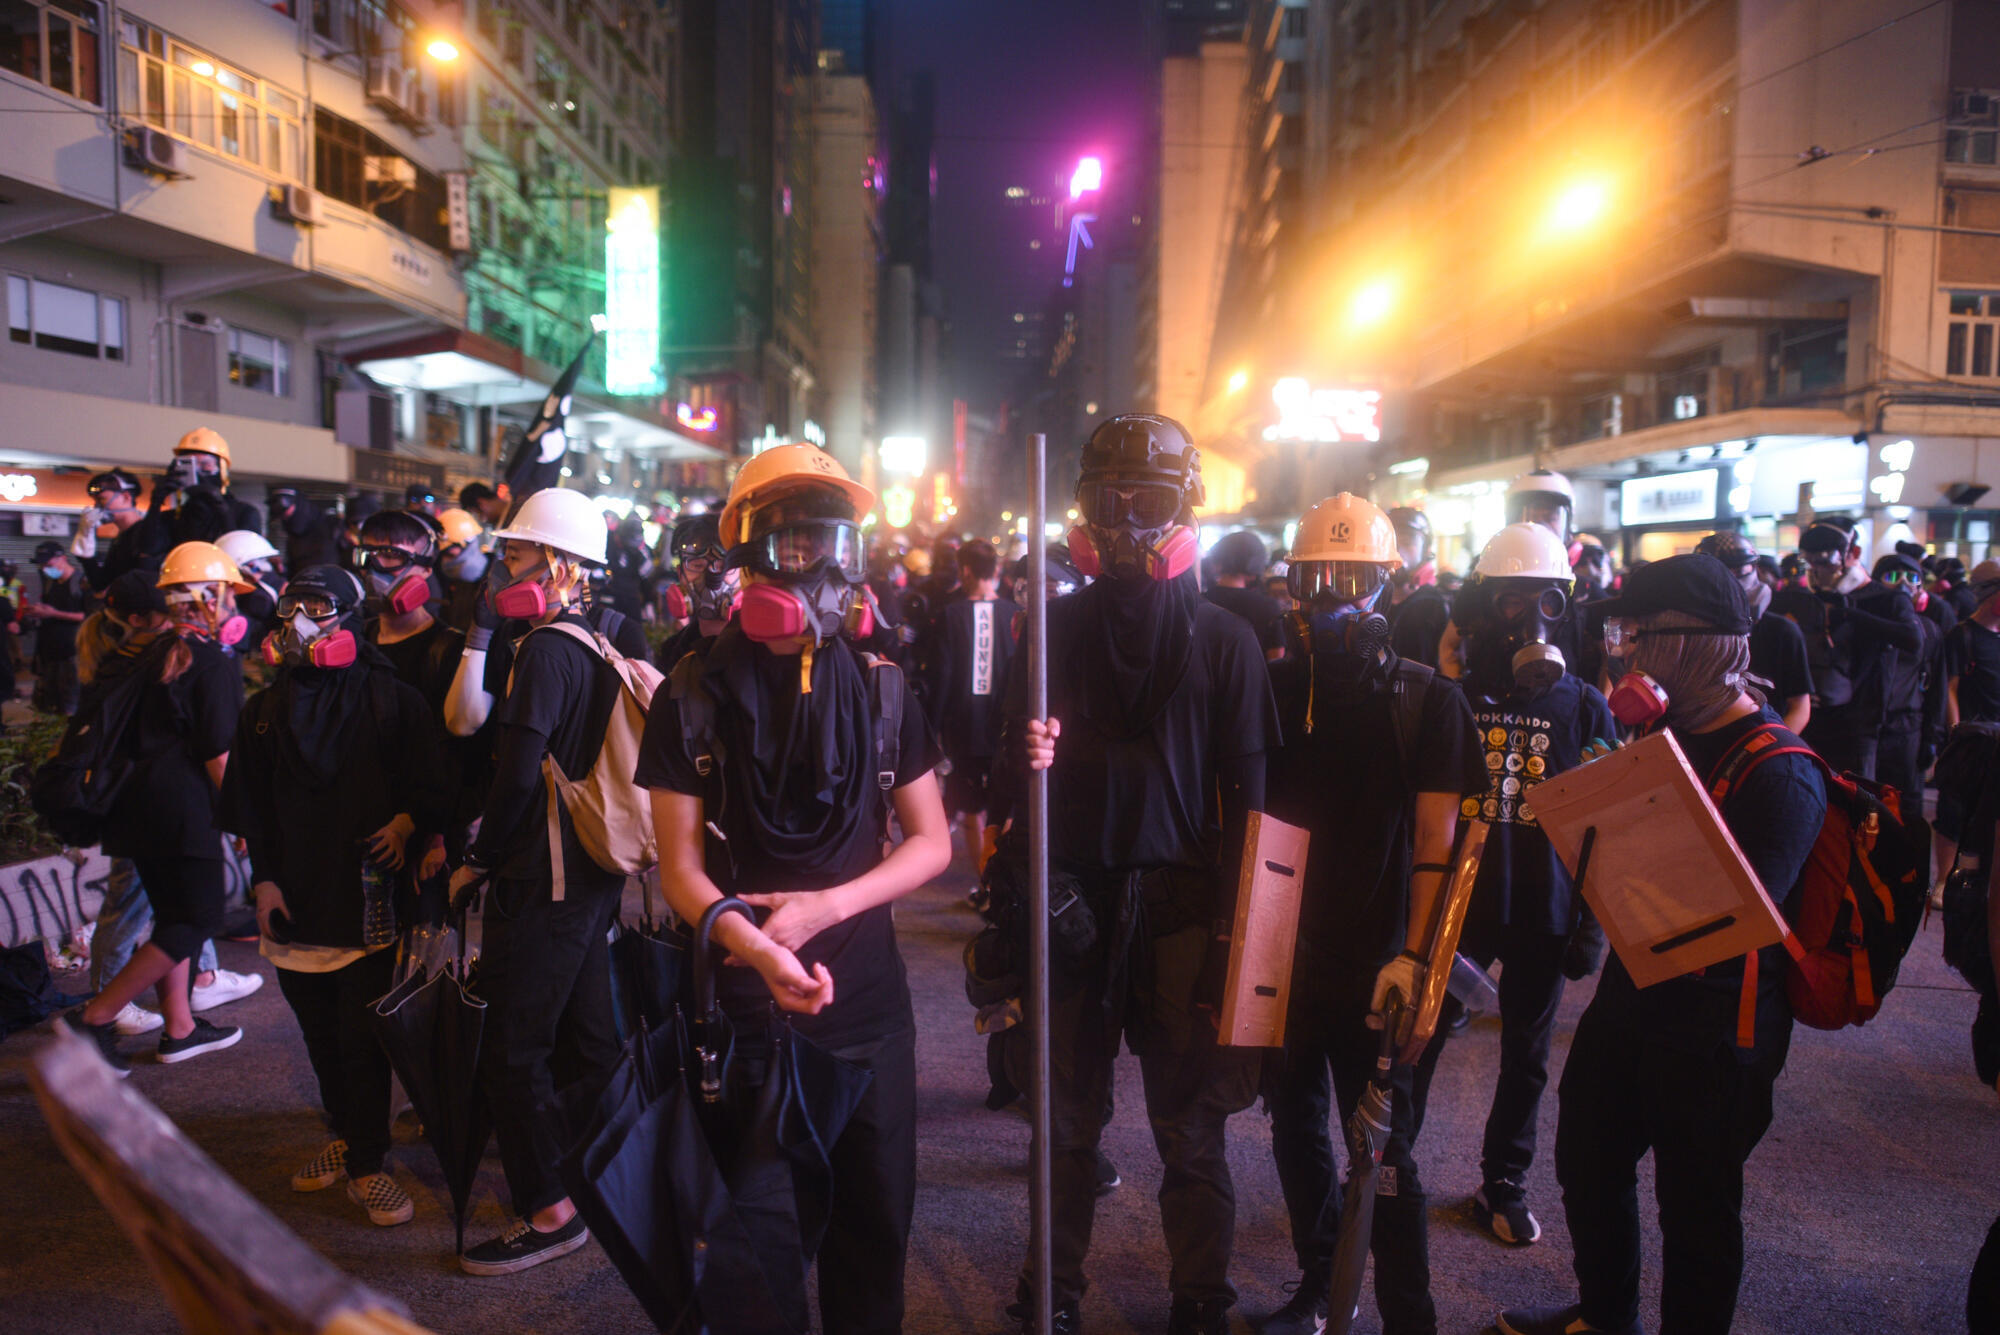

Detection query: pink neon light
(1069, 156), (1103, 199)
(676, 402), (719, 432)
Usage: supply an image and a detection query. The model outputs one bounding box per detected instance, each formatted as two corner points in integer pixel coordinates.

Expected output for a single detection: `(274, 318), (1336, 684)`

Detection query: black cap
(283, 564), (365, 617)
(1593, 553), (1754, 634)
(1694, 530), (1757, 571)
(1800, 522), (1852, 555)
(105, 569), (168, 617)
(31, 541), (65, 564)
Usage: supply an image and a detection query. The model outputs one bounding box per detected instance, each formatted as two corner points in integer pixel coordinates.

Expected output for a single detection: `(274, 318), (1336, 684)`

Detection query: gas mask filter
(738, 576), (874, 645)
(261, 609), (357, 669)
(1608, 669), (1670, 729)
(1066, 523), (1197, 582)
(367, 568), (430, 616)
(487, 549), (568, 621)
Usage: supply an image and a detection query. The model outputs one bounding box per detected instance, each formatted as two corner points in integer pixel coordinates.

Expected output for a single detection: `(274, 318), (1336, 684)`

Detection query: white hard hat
(215, 529), (280, 567)
(1507, 469), (1574, 505)
(1289, 493), (1401, 565)
(492, 486), (609, 565)
(1475, 522), (1574, 580)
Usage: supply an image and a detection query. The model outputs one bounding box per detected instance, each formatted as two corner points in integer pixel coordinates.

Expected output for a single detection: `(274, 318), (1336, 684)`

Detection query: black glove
(1563, 911), (1608, 981)
(466, 561), (505, 648)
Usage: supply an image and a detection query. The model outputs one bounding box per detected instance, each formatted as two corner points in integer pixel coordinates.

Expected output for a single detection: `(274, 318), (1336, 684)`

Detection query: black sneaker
(1259, 1276), (1328, 1334)
(1495, 1303), (1642, 1335)
(1094, 1149), (1121, 1196)
(157, 1017), (242, 1064)
(1166, 1296), (1230, 1335)
(460, 1213), (590, 1276)
(1006, 1299), (1080, 1334)
(62, 1009), (131, 1077)
(1472, 1183), (1542, 1246)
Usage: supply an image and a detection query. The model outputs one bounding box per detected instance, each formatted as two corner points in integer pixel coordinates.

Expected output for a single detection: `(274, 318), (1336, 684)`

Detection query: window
(314, 108), (450, 250)
(1948, 90), (2000, 166)
(116, 22), (302, 179)
(7, 274), (124, 360)
(228, 326), (289, 395)
(1, 0), (102, 103)
(1945, 291), (2000, 378)
(1281, 6), (1305, 38)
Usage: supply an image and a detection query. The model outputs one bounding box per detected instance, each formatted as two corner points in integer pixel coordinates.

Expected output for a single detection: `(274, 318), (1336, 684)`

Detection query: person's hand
(1368, 952), (1423, 1024)
(254, 881), (289, 940)
(365, 816), (412, 871)
(473, 562), (507, 632)
(739, 889), (842, 954)
(448, 863), (487, 914)
(749, 938), (836, 1015)
(1025, 717), (1060, 771)
(418, 836), (447, 883)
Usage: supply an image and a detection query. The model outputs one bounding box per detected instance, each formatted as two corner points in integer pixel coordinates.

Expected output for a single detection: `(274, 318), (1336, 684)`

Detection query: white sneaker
(112, 1001), (164, 1036)
(191, 968), (264, 1012)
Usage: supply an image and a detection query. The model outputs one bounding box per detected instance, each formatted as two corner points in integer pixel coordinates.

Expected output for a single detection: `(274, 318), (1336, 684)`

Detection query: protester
(652, 511), (736, 673)
(1205, 530), (1284, 659)
(1262, 493), (1484, 1334)
(1497, 554), (1827, 1335)
(638, 442), (951, 1333)
(25, 540), (87, 715)
(1569, 535), (1614, 689)
(70, 469), (151, 591)
(446, 487), (628, 1276)
(1792, 521), (1922, 780)
(1696, 531), (1815, 733)
(403, 482), (443, 520)
(1947, 560), (2000, 731)
(1870, 549), (1944, 802)
(164, 428), (264, 535)
(433, 507), (490, 632)
(267, 487), (343, 573)
(61, 542), (250, 1071)
(997, 414), (1278, 1335)
(603, 514), (652, 620)
(935, 539), (1018, 869)
(217, 529), (283, 655)
(457, 481), (508, 528)
(1386, 506), (1450, 671)
(220, 564), (446, 1227)
(1420, 522), (1615, 1251)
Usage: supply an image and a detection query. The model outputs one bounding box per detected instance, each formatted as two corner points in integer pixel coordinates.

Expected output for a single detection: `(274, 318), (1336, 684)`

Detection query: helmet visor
(1287, 560), (1390, 604)
(733, 519), (866, 582)
(1078, 479), (1183, 530)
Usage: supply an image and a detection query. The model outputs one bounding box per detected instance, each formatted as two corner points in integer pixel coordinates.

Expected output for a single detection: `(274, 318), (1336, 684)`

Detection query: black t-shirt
(938, 595), (1019, 760)
(1948, 618), (2000, 724)
(633, 641), (940, 1045)
(1267, 656), (1484, 968)
(467, 614), (624, 884)
(1592, 708), (1827, 1058)
(1462, 673), (1618, 936)
(102, 636), (244, 859)
(1748, 611), (1814, 706)
(1388, 585), (1450, 670)
(36, 573), (86, 659)
(1204, 583), (1283, 653)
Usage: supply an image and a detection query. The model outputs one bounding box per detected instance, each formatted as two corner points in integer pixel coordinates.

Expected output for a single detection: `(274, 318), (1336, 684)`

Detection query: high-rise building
(811, 53), (881, 479)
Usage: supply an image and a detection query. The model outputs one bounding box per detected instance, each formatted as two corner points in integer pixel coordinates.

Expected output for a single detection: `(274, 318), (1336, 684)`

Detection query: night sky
(877, 0), (1155, 415)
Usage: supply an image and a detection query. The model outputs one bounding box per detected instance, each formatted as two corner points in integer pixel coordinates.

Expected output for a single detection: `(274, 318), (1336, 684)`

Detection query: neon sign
(1262, 378), (1383, 444)
(0, 474), (38, 502)
(880, 436), (927, 477)
(882, 484), (916, 528)
(604, 186), (662, 395)
(675, 402), (719, 432)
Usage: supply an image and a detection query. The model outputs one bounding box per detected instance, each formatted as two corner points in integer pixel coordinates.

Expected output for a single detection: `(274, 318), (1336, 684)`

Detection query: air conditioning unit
(365, 59), (412, 116)
(272, 183), (322, 226)
(124, 126), (189, 178)
(364, 154), (417, 186)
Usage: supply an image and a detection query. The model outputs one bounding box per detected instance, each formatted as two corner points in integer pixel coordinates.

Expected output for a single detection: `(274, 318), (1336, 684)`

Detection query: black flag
(503, 330), (596, 513)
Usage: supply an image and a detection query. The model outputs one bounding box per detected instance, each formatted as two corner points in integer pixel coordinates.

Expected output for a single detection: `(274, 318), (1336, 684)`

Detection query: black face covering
(273, 628), (390, 789)
(700, 624), (878, 872)
(1073, 569), (1199, 738)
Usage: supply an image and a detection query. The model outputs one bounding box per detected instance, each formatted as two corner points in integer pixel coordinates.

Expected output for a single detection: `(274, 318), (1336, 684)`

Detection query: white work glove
(70, 508), (101, 561)
(1368, 951), (1424, 1024)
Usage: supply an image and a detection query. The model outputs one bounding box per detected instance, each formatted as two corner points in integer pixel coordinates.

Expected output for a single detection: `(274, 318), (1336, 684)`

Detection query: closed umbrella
(609, 871), (686, 1044)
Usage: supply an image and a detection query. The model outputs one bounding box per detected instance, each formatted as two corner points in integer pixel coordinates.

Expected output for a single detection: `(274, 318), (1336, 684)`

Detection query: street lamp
(1349, 278), (1396, 329)
(1226, 368), (1249, 394)
(426, 37), (462, 62)
(1548, 179), (1609, 233)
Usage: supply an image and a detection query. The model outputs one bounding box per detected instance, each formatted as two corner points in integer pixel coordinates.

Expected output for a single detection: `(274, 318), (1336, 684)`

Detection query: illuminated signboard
(1262, 377), (1383, 444)
(880, 435), (927, 477)
(604, 186), (662, 395)
(1620, 468), (1718, 526)
(675, 402), (719, 432)
(882, 483), (916, 528)
(0, 473), (38, 502)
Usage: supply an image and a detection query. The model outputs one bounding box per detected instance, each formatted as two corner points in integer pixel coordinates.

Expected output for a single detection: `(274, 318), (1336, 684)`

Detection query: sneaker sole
(459, 1228), (590, 1276)
(348, 1188), (414, 1226)
(115, 1019), (164, 1037)
(293, 1173), (343, 1193)
(158, 1028), (243, 1063)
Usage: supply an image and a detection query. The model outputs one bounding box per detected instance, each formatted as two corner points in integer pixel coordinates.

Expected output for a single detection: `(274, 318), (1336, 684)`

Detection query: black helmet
(1078, 414), (1204, 506)
(87, 469), (141, 499)
(1695, 530), (1757, 572)
(1210, 530), (1268, 579)
(670, 512), (723, 562)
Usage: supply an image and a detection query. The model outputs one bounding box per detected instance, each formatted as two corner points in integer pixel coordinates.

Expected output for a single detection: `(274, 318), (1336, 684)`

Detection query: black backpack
(30, 636), (173, 847)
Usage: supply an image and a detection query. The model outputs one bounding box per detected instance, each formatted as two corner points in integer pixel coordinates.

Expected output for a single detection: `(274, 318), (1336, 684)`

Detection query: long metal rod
(1027, 431), (1054, 1332)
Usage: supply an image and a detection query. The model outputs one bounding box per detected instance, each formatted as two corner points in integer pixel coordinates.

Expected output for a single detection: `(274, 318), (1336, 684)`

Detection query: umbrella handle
(694, 899), (755, 1101)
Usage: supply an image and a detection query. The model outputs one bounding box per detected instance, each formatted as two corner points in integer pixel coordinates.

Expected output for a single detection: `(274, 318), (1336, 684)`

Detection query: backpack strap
(593, 605), (627, 648)
(860, 651), (904, 793)
(668, 651), (716, 779)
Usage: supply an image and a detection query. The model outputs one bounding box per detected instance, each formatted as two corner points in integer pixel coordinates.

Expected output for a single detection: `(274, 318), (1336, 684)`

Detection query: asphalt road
(2, 862), (1994, 1333)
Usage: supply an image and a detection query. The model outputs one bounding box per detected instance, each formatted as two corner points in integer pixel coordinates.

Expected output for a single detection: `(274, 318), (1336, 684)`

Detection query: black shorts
(942, 759), (992, 817)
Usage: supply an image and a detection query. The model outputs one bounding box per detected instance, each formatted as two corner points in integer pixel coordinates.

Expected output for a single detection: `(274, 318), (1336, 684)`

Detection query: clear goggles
(359, 543), (430, 574)
(1878, 567), (1921, 586)
(276, 592), (342, 621)
(1077, 478), (1183, 530)
(1602, 616), (1738, 651)
(732, 519), (866, 582)
(1286, 560), (1390, 604)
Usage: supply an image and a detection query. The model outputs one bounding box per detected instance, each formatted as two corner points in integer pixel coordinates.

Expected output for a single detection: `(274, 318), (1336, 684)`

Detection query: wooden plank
(1219, 812), (1310, 1048)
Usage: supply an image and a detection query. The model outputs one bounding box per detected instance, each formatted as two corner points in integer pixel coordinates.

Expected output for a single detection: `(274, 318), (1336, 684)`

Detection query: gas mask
(165, 583), (247, 648)
(441, 544), (490, 585)
(261, 608), (358, 669)
(1464, 578), (1569, 692)
(165, 453), (223, 492)
(1067, 477), (1196, 583)
(359, 544), (434, 617)
(1284, 561), (1393, 682)
(487, 549), (570, 622)
(731, 518), (873, 645)
(666, 562), (739, 625)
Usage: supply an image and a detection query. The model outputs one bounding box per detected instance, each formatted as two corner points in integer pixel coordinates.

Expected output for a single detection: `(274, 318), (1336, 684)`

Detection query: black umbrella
(608, 873), (687, 1044)
(368, 932), (489, 1251)
(1326, 1002), (1403, 1335)
(559, 898), (874, 1334)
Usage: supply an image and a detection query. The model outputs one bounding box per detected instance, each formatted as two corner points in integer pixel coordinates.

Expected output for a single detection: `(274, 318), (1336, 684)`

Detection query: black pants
(478, 874), (622, 1218)
(275, 949), (398, 1179)
(33, 652), (77, 716)
(1412, 921), (1568, 1199)
(815, 1025), (918, 1335)
(1008, 923), (1262, 1308)
(1875, 723), (1924, 804)
(1555, 997), (1789, 1334)
(1268, 963), (1434, 1335)
(131, 855), (224, 965)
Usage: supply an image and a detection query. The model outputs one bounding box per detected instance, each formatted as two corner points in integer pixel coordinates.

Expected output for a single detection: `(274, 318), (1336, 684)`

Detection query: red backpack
(1706, 723), (1928, 1043)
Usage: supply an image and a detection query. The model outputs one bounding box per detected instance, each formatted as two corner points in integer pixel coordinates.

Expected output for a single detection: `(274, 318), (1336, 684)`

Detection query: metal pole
(1027, 432), (1054, 1332)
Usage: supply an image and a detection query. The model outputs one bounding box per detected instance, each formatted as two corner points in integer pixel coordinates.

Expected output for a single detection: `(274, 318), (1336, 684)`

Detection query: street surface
(1, 855), (1992, 1333)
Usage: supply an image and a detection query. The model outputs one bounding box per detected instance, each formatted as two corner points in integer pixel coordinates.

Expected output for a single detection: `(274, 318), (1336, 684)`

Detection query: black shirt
(1388, 585), (1450, 670)
(1006, 595), (1279, 872)
(36, 573), (86, 659)
(1462, 674), (1619, 936)
(371, 616), (491, 834)
(1205, 583), (1284, 653)
(938, 595), (1019, 760)
(633, 639), (940, 1045)
(1948, 618), (2000, 724)
(1748, 611), (1814, 706)
(102, 636), (244, 859)
(1267, 655), (1484, 968)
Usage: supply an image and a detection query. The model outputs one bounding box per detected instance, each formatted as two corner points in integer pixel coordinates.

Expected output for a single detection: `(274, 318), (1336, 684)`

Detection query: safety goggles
(733, 519), (866, 582)
(1878, 567), (1921, 586)
(1077, 479), (1183, 530)
(673, 534), (726, 565)
(1602, 616), (1739, 651)
(276, 592), (341, 621)
(1287, 560), (1390, 604)
(1497, 586), (1569, 622)
(1801, 548), (1845, 569)
(358, 544), (432, 574)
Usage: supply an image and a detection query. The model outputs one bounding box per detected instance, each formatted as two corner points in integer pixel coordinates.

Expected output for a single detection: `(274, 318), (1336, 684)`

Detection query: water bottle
(361, 854), (397, 948)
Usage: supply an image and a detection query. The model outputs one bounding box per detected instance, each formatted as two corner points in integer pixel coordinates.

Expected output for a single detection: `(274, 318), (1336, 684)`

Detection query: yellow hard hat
(1289, 493), (1401, 565)
(718, 444), (876, 551)
(174, 427), (231, 466)
(157, 540), (254, 593)
(436, 507), (484, 548)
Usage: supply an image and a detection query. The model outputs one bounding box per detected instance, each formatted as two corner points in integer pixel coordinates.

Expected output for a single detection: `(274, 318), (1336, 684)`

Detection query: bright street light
(1069, 156), (1103, 199)
(1549, 179), (1609, 232)
(1226, 368), (1249, 394)
(427, 37), (462, 61)
(1349, 278), (1396, 328)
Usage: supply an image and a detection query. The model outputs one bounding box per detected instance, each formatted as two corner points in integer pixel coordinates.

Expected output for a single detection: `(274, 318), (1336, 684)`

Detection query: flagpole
(1027, 432), (1053, 1333)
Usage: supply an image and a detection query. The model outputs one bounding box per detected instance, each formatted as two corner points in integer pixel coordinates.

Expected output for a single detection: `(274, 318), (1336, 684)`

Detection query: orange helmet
(718, 444), (876, 552)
